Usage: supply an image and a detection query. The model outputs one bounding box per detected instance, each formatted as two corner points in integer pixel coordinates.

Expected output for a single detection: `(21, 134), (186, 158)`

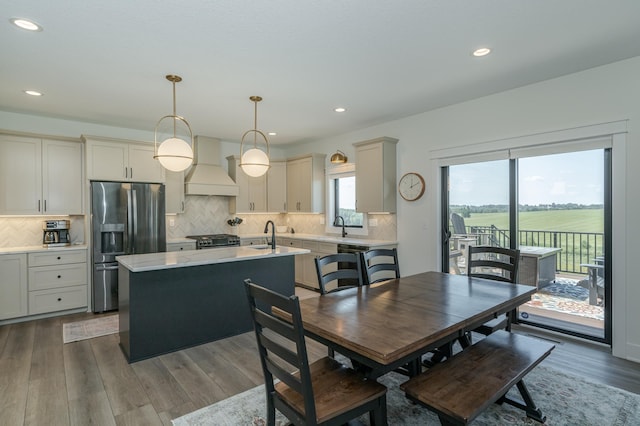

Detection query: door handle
(442, 227), (451, 245)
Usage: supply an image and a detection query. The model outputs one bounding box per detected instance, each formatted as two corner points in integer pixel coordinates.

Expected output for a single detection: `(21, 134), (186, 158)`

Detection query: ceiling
(2, 1), (640, 146)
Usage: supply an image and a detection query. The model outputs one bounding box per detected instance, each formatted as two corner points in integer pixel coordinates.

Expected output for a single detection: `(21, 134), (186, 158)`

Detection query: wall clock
(398, 172), (425, 201)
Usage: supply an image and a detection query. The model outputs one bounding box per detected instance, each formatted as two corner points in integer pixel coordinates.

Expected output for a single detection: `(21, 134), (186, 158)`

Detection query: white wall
(292, 56), (640, 361)
(1, 56), (638, 360)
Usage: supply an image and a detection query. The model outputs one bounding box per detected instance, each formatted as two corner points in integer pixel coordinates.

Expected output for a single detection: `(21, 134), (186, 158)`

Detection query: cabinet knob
(57, 298), (62, 302)
(57, 256), (61, 260)
(57, 275), (61, 279)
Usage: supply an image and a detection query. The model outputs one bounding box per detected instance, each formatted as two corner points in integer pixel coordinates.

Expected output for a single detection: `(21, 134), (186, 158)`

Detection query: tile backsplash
(166, 195), (397, 241)
(0, 197), (396, 248)
(0, 216), (85, 248)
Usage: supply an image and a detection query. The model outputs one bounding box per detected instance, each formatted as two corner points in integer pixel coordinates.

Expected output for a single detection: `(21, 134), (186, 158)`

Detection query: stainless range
(186, 234), (240, 249)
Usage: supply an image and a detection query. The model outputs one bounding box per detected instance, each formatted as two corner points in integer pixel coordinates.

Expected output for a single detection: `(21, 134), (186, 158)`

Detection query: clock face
(398, 172), (425, 201)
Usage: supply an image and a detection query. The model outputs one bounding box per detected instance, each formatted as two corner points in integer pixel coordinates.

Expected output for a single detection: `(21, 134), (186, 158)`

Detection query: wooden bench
(401, 330), (554, 425)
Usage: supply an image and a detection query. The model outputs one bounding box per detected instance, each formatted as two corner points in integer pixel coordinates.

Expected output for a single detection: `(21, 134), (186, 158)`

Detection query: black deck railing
(468, 226), (604, 274)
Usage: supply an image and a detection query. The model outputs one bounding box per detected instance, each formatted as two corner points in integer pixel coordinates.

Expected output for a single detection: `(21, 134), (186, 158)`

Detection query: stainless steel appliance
(91, 181), (166, 312)
(186, 234), (240, 249)
(42, 219), (71, 247)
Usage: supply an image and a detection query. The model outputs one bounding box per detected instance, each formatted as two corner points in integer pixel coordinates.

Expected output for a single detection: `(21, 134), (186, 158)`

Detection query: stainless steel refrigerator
(91, 181), (166, 312)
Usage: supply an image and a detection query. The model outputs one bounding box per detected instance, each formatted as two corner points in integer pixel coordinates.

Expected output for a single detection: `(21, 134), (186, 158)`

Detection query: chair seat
(275, 357), (387, 424)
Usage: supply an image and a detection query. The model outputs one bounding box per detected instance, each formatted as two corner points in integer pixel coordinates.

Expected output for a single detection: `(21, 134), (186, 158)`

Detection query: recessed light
(334, 107), (346, 113)
(472, 47), (491, 57)
(24, 90), (43, 96)
(10, 18), (43, 32)
(268, 132), (277, 136)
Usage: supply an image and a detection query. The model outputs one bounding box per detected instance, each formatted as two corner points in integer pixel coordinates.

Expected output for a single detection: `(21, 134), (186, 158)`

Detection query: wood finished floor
(1, 312), (639, 426)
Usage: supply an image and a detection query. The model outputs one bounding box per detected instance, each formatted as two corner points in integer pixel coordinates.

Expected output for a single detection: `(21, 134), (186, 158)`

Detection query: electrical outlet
(169, 218), (175, 227)
(369, 218), (378, 227)
(319, 217), (325, 225)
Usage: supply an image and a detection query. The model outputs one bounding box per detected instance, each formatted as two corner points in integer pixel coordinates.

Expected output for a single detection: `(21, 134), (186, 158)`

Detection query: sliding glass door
(441, 148), (611, 343)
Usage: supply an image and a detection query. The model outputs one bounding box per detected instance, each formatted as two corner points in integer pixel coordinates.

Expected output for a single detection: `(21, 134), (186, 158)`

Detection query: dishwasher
(337, 243), (370, 286)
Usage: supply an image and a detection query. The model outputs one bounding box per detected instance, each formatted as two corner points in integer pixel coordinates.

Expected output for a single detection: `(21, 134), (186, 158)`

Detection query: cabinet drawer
(29, 285), (87, 315)
(302, 241), (318, 250)
(29, 263), (88, 291)
(317, 242), (337, 254)
(28, 250), (87, 267)
(167, 243), (196, 252)
(282, 238), (303, 248)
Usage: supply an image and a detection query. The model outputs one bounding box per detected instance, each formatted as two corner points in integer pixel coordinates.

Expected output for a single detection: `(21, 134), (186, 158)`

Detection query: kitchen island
(117, 245), (308, 362)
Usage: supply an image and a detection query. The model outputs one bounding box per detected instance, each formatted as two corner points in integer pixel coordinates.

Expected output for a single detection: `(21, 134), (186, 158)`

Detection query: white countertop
(239, 233), (397, 248)
(117, 245), (310, 272)
(0, 244), (88, 255)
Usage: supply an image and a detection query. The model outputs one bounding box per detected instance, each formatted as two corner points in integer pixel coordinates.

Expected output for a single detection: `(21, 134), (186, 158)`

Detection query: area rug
(62, 314), (118, 343)
(172, 364), (640, 425)
(538, 281), (589, 301)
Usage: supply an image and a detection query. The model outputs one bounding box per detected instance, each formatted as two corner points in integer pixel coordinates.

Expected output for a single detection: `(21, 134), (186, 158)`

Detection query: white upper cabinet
(0, 135), (83, 215)
(165, 170), (185, 214)
(286, 154), (325, 213)
(267, 160), (287, 213)
(354, 137), (398, 213)
(227, 155), (267, 213)
(84, 136), (165, 183)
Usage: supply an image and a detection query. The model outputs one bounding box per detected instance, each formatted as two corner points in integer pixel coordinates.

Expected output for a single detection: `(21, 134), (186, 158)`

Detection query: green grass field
(461, 209), (604, 233)
(457, 209), (604, 272)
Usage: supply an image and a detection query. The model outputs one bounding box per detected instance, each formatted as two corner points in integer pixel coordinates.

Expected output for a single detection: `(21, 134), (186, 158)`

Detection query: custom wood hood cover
(185, 136), (239, 196)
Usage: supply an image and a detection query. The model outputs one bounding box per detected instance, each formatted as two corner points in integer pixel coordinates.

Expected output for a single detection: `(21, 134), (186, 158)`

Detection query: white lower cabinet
(167, 241), (196, 252)
(241, 237), (268, 246)
(27, 249), (88, 315)
(0, 254), (28, 320)
(298, 241), (337, 290)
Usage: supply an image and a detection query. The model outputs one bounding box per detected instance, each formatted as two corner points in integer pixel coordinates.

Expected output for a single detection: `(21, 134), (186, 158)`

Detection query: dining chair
(243, 279), (388, 426)
(361, 248), (400, 285)
(315, 253), (364, 358)
(467, 245), (521, 336)
(315, 253), (364, 295)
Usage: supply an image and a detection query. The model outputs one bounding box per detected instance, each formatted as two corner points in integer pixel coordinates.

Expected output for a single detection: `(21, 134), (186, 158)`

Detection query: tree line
(452, 203), (603, 217)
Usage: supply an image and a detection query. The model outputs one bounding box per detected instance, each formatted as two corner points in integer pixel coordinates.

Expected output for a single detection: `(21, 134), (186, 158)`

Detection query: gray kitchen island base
(118, 256), (294, 363)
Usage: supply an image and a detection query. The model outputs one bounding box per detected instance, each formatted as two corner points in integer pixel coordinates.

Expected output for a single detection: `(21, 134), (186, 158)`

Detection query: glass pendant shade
(240, 148), (270, 177)
(157, 137), (193, 172)
(239, 95), (270, 177)
(154, 75), (194, 172)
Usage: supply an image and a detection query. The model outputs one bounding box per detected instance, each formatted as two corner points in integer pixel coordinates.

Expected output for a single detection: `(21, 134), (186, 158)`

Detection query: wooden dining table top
(297, 271), (536, 370)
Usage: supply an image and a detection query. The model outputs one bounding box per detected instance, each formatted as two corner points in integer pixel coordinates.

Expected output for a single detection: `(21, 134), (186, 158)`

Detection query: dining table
(296, 271), (537, 379)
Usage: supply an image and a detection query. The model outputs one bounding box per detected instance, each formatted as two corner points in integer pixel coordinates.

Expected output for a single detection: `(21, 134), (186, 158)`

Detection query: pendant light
(154, 75), (194, 172)
(239, 96), (270, 177)
(330, 150), (348, 163)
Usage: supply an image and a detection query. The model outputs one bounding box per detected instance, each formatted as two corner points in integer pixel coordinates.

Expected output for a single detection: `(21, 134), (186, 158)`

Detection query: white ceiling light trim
(10, 18), (42, 31)
(24, 90), (43, 96)
(473, 47), (492, 57)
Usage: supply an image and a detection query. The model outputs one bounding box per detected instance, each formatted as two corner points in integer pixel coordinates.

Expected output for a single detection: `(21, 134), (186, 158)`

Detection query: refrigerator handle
(132, 189), (138, 253)
(127, 189), (134, 253)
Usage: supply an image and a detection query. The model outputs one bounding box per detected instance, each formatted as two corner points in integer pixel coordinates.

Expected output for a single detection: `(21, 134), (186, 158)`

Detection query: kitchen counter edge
(238, 233), (397, 247)
(117, 245), (310, 273)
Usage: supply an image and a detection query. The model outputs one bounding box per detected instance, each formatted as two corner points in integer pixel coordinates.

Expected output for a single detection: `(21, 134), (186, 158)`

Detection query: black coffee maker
(43, 220), (71, 247)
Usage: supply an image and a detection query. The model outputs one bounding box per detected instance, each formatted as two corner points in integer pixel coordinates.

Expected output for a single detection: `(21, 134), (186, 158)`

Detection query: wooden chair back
(315, 253), (363, 295)
(361, 248), (400, 285)
(467, 245), (520, 283)
(244, 279), (388, 425)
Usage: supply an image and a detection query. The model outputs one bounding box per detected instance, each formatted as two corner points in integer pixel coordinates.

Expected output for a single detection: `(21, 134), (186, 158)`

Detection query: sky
(449, 149), (604, 206)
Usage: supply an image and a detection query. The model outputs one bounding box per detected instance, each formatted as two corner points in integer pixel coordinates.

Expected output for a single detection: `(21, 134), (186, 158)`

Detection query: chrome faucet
(264, 220), (276, 250)
(334, 216), (347, 238)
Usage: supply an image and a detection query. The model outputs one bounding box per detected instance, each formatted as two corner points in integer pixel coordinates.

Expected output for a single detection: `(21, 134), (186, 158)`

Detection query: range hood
(184, 136), (239, 196)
